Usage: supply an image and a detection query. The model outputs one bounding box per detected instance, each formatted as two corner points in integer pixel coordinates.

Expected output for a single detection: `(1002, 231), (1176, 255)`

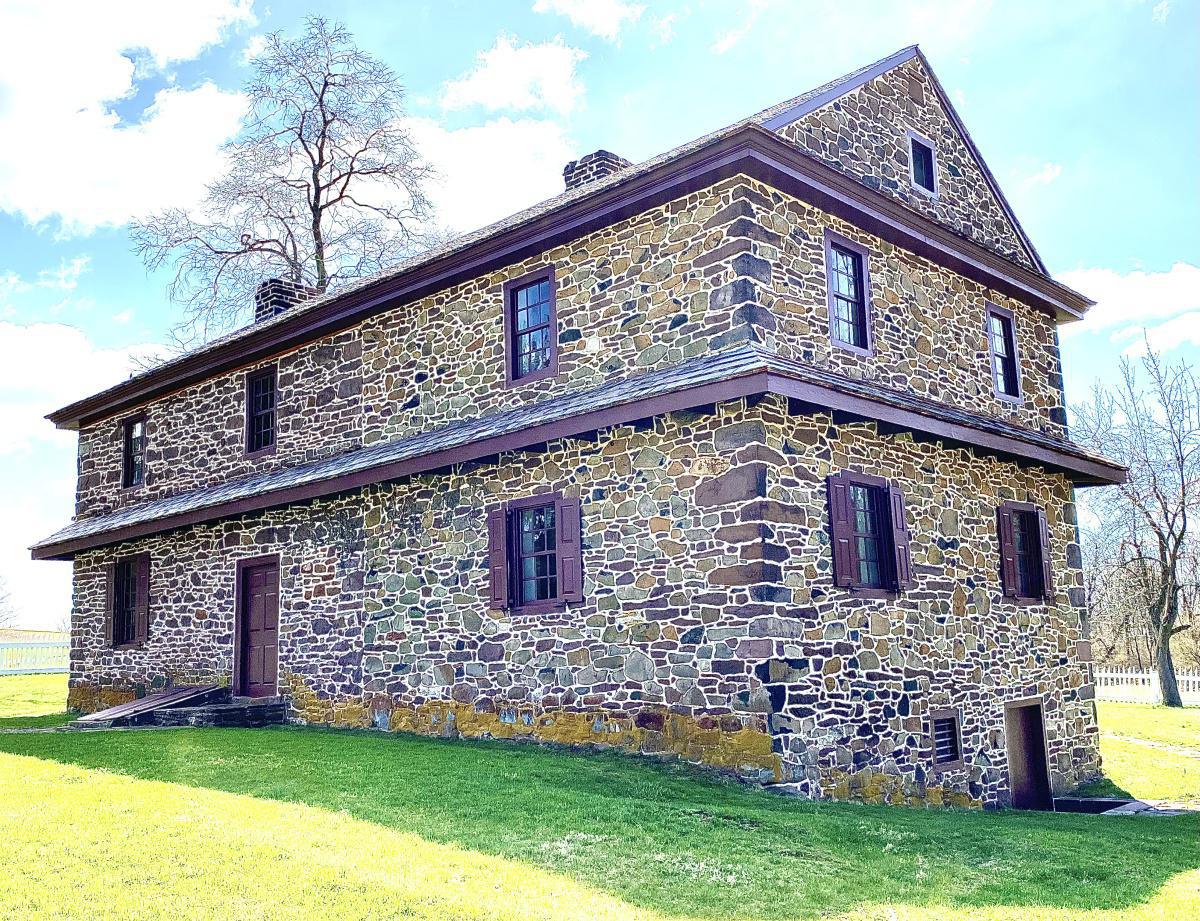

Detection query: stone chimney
(563, 149), (631, 190)
(253, 278), (319, 323)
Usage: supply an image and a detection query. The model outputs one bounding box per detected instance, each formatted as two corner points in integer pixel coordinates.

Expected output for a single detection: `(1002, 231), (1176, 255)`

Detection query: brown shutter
(486, 507), (509, 609)
(556, 496), (584, 604)
(826, 474), (855, 587)
(1036, 508), (1054, 601)
(997, 504), (1018, 597)
(104, 562), (115, 647)
(888, 483), (915, 591)
(134, 553), (151, 643)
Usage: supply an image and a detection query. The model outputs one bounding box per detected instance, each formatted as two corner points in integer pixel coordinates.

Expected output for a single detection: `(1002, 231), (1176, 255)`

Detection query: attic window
(908, 131), (938, 196)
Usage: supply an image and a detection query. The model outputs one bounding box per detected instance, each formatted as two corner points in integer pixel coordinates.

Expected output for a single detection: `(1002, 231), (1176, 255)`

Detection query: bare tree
(131, 17), (435, 344)
(1074, 348), (1200, 706)
(0, 576), (15, 630)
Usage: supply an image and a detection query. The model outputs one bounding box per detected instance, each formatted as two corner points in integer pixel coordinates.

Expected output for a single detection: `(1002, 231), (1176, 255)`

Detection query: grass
(0, 672), (68, 721)
(0, 675), (1196, 919)
(1, 723), (1198, 920)
(1097, 701), (1200, 751)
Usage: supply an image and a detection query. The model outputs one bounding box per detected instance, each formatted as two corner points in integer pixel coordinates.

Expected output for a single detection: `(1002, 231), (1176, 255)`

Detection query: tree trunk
(1157, 626), (1184, 707)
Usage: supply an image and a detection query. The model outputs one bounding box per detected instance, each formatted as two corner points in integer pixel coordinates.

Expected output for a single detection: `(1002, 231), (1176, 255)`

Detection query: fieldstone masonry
(68, 398), (1099, 807)
(60, 52), (1104, 809)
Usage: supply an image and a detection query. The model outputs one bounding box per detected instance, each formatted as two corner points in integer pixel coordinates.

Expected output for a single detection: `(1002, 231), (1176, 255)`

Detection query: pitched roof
(32, 344), (1124, 560)
(47, 46), (1077, 432)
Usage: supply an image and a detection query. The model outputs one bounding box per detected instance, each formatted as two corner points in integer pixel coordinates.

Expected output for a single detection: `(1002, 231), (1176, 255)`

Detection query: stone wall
(76, 329), (364, 520)
(74, 166), (1068, 521)
(67, 493), (366, 712)
(67, 398), (1099, 807)
(776, 56), (1037, 270)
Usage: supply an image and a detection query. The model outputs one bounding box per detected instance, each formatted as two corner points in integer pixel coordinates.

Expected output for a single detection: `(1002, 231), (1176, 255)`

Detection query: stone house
(34, 46), (1124, 808)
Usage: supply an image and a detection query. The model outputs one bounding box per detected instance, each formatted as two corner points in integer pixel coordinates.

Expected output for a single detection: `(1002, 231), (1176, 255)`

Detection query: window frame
(823, 229), (874, 357)
(906, 129), (939, 198)
(106, 552), (150, 649)
(121, 412), (146, 490)
(507, 492), (563, 615)
(929, 707), (965, 772)
(502, 266), (559, 387)
(487, 490), (584, 614)
(996, 500), (1053, 604)
(985, 302), (1023, 403)
(244, 364), (278, 458)
(826, 470), (914, 598)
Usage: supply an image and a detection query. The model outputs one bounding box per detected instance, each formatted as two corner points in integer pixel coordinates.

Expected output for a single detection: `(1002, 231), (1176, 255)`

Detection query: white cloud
(0, 322), (152, 455)
(0, 321), (161, 628)
(241, 33), (268, 65)
(442, 35), (587, 115)
(532, 0), (644, 41)
(407, 117), (576, 234)
(1021, 162), (1063, 189)
(1060, 263), (1200, 354)
(36, 256), (92, 291)
(0, 1), (253, 233)
(652, 13), (678, 46)
(711, 0), (770, 54)
(112, 309), (135, 324)
(1152, 1), (1172, 23)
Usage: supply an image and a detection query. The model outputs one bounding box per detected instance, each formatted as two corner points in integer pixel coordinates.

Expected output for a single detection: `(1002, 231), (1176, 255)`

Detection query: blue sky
(1, 0), (1196, 628)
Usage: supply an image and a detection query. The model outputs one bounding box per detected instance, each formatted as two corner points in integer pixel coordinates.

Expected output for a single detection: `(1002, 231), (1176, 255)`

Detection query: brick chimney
(253, 278), (319, 323)
(563, 150), (631, 190)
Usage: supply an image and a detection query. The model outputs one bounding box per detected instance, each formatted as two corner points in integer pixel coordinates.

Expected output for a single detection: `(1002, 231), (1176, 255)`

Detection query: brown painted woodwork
(486, 507), (509, 608)
(236, 557), (279, 698)
(1005, 701), (1053, 810)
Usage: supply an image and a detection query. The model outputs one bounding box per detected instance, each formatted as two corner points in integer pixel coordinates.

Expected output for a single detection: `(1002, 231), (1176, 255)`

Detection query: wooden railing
(0, 642), (69, 675)
(1094, 668), (1200, 705)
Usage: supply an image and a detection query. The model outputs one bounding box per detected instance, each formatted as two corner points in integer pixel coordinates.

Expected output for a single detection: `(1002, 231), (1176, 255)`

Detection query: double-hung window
(121, 413), (146, 489)
(487, 492), (583, 612)
(108, 553), (150, 648)
(987, 304), (1022, 400)
(997, 501), (1052, 602)
(246, 365), (277, 455)
(826, 471), (914, 594)
(824, 230), (872, 354)
(503, 268), (558, 384)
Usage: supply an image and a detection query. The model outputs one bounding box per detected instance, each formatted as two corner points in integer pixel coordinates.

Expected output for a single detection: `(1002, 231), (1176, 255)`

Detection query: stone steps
(150, 699), (287, 728)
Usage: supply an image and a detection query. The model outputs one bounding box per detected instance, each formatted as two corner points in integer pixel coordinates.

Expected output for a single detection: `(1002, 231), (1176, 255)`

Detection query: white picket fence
(0, 642), (69, 675)
(1094, 668), (1200, 705)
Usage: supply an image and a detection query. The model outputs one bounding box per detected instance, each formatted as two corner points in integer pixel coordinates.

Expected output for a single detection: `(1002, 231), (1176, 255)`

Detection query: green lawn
(1097, 701), (1200, 751)
(0, 672), (68, 722)
(1, 706), (1198, 919)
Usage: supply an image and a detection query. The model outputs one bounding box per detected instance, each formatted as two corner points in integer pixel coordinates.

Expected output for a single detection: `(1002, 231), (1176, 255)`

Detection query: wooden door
(1005, 702), (1052, 810)
(238, 558), (279, 698)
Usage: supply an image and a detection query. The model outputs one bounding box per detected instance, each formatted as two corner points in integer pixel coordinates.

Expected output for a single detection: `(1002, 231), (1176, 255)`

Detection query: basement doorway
(1005, 699), (1053, 810)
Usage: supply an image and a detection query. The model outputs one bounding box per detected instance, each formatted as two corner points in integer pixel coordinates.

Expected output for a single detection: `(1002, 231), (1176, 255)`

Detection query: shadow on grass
(0, 712), (73, 729)
(1, 726), (1197, 920)
(1075, 775), (1137, 801)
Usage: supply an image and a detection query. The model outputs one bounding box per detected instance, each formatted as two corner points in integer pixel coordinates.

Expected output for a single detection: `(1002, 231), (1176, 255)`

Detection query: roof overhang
(47, 124), (1092, 432)
(32, 349), (1125, 561)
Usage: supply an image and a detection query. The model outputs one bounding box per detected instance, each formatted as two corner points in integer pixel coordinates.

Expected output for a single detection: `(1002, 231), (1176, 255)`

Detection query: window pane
(830, 245), (868, 349)
(912, 140), (935, 191)
(510, 277), (554, 380)
(850, 484), (887, 589)
(514, 503), (558, 606)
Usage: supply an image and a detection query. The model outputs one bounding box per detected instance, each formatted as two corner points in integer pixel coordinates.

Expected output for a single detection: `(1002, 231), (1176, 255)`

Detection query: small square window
(908, 132), (937, 196)
(931, 710), (963, 769)
(514, 502), (558, 606)
(504, 268), (558, 385)
(246, 366), (277, 455)
(824, 231), (872, 354)
(122, 414), (146, 489)
(987, 305), (1022, 400)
